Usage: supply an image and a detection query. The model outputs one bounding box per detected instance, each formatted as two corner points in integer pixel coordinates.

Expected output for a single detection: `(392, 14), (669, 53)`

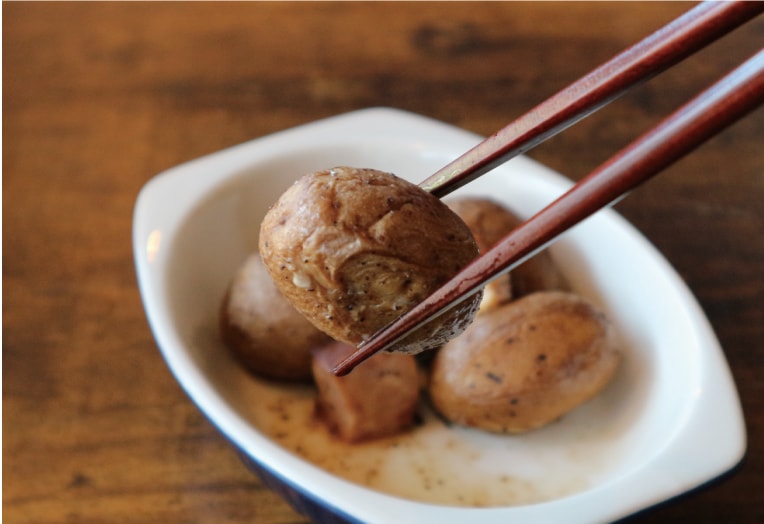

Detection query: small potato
(220, 253), (332, 381)
(447, 197), (568, 301)
(312, 341), (420, 442)
(259, 166), (482, 355)
(429, 291), (620, 433)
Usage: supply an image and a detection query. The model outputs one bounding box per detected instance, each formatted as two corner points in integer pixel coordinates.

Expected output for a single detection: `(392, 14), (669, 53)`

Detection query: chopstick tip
(331, 346), (367, 376)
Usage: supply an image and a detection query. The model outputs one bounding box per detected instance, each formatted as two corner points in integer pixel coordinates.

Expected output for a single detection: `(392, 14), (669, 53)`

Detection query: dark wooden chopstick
(334, 48), (764, 376)
(419, 0), (764, 199)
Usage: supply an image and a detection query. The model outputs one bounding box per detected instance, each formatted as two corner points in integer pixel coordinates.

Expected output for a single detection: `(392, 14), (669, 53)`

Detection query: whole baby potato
(429, 291), (620, 433)
(259, 166), (482, 355)
(447, 197), (568, 300)
(220, 253), (332, 381)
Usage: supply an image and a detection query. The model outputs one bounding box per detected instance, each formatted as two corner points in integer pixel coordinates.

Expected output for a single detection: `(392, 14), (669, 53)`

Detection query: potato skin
(447, 197), (568, 300)
(259, 166), (482, 355)
(220, 253), (332, 381)
(428, 291), (620, 433)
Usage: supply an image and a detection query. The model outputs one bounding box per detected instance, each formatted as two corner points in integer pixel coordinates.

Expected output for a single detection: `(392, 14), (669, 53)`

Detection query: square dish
(133, 107), (745, 523)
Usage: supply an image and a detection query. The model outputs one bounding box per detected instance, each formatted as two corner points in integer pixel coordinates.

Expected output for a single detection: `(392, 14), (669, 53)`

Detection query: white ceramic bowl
(133, 108), (745, 523)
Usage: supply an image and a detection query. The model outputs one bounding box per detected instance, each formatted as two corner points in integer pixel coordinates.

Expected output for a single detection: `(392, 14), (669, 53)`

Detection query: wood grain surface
(4, 2), (763, 523)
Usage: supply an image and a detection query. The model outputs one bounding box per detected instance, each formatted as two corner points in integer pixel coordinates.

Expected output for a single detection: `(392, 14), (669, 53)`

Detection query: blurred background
(4, 2), (763, 523)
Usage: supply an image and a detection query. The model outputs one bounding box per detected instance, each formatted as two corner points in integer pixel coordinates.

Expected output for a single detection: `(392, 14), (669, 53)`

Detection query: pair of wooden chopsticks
(333, 1), (764, 376)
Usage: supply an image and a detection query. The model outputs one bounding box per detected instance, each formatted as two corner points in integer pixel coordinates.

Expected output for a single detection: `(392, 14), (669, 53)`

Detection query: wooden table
(4, 2), (763, 523)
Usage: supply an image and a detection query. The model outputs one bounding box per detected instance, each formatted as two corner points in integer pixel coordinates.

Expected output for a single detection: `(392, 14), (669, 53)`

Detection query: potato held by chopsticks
(259, 166), (482, 355)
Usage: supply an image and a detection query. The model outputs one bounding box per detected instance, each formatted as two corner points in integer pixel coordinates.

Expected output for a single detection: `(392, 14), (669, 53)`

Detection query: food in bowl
(429, 290), (621, 433)
(219, 253), (331, 380)
(312, 341), (420, 442)
(224, 168), (621, 442)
